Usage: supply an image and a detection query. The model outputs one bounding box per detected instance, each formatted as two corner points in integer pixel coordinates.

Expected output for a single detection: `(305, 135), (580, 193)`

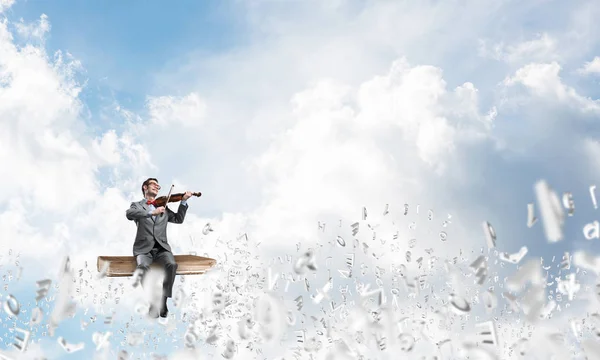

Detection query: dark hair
(142, 178), (158, 197)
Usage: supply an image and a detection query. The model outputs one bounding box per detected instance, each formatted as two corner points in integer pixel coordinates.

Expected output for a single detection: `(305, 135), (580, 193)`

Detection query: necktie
(147, 200), (156, 206)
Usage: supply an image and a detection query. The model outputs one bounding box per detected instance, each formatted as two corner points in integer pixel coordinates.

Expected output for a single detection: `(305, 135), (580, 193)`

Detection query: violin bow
(161, 184), (175, 216)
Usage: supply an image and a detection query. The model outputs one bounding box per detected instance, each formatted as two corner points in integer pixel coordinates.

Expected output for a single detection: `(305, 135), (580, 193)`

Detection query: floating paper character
(534, 180), (565, 242)
(184, 326), (199, 349)
(481, 290), (497, 313)
(35, 279), (52, 302)
(359, 286), (384, 308)
(560, 252), (571, 270)
(205, 325), (220, 345)
(293, 250), (318, 275)
(12, 328), (30, 352)
(482, 222), (497, 248)
(499, 247), (528, 264)
(238, 315), (255, 339)
(222, 339), (236, 359)
(556, 273), (581, 301)
(470, 255), (488, 285)
(584, 221), (600, 240)
(538, 300), (556, 320)
(511, 338), (529, 357)
(92, 331), (112, 351)
(351, 222), (359, 236)
(57, 337), (84, 353)
(4, 294), (19, 317)
(212, 291), (226, 313)
(440, 231), (448, 242)
(527, 203), (538, 228)
(562, 192), (575, 216)
(398, 333), (415, 352)
(173, 287), (187, 308)
(49, 258), (77, 336)
(268, 267), (281, 291)
(202, 223), (213, 235)
(590, 313), (600, 338)
(312, 279), (333, 304)
(449, 293), (471, 314)
(30, 307), (43, 325)
(474, 321), (498, 347)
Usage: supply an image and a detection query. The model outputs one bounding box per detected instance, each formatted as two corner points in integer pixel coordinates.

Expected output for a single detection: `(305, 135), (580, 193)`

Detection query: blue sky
(2, 0), (600, 359)
(6, 0), (247, 134)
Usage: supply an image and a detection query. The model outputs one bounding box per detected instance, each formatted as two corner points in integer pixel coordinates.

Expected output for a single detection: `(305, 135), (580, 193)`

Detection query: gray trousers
(135, 242), (178, 298)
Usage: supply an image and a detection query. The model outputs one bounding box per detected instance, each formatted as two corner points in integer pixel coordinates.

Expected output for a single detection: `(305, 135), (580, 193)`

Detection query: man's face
(146, 180), (161, 195)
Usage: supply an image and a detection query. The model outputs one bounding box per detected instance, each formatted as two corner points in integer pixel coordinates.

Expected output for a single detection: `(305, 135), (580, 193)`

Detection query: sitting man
(125, 177), (191, 318)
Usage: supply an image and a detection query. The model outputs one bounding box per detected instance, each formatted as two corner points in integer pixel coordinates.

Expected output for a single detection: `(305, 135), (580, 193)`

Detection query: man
(125, 177), (191, 318)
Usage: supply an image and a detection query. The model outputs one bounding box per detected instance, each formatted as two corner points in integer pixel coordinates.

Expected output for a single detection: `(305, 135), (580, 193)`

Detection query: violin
(154, 192), (202, 207)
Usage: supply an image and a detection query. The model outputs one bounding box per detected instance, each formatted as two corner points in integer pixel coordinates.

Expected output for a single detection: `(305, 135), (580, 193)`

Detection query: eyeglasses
(148, 182), (161, 190)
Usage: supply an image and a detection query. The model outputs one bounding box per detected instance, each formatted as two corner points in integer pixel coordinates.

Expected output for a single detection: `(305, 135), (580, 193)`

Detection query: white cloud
(247, 58), (495, 256)
(0, 0), (14, 13)
(0, 22), (97, 214)
(479, 33), (560, 64)
(578, 56), (600, 75)
(146, 92), (207, 127)
(503, 61), (600, 112)
(90, 129), (121, 165)
(15, 14), (51, 41)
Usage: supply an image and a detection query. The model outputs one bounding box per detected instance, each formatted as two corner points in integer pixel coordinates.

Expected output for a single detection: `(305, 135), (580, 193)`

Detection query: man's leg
(135, 252), (159, 318)
(155, 248), (178, 316)
(135, 253), (154, 287)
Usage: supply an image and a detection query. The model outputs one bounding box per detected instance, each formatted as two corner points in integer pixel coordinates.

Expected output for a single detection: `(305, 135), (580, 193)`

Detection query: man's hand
(152, 206), (166, 215)
(182, 191), (192, 201)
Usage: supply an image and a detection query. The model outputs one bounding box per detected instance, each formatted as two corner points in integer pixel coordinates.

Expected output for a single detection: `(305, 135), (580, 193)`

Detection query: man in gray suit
(126, 177), (191, 318)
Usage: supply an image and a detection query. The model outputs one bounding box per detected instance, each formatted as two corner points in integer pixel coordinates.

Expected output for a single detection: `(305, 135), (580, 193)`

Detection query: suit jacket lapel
(140, 200), (155, 222)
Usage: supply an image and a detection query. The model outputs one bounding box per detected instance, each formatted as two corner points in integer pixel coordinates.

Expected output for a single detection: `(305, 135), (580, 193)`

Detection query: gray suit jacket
(125, 199), (188, 256)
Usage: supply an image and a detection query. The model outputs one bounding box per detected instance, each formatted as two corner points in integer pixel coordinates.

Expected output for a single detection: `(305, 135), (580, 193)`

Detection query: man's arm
(167, 200), (188, 224)
(126, 202), (153, 221)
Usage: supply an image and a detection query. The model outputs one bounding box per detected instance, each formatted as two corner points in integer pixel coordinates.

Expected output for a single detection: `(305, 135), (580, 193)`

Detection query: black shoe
(148, 304), (159, 318)
(160, 304), (168, 318)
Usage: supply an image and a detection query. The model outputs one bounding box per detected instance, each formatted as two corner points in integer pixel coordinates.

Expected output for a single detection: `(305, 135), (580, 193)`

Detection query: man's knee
(136, 264), (150, 272)
(132, 266), (148, 288)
